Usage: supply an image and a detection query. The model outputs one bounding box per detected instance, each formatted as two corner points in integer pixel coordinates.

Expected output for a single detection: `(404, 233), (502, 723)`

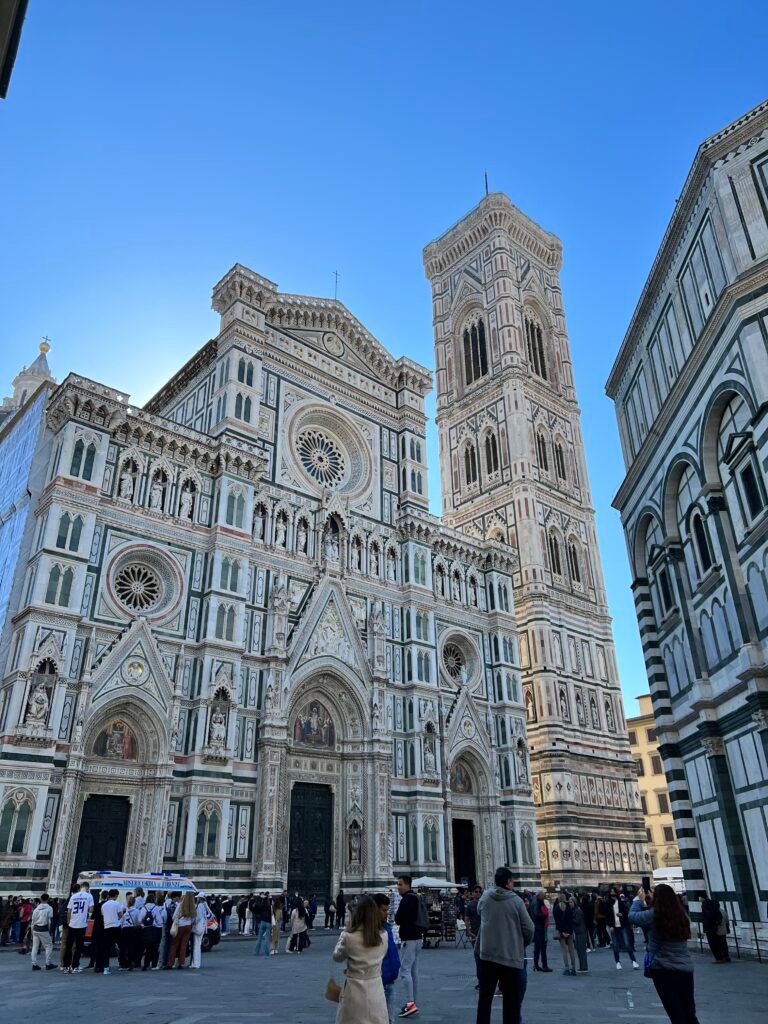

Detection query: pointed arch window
(548, 534), (563, 577)
(691, 512), (713, 575)
(525, 316), (548, 381)
(521, 825), (534, 865)
(464, 444), (478, 486)
(555, 442), (567, 481)
(567, 542), (581, 583)
(195, 808), (220, 857)
(70, 438), (96, 480)
(45, 565), (73, 607)
(536, 432), (549, 472)
(0, 797), (32, 854)
(485, 433), (499, 475)
(463, 317), (489, 386)
(226, 490), (245, 529)
(56, 513), (83, 552)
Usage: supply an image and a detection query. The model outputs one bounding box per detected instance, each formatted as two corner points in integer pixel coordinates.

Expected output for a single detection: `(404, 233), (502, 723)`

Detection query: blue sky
(1, 2), (766, 716)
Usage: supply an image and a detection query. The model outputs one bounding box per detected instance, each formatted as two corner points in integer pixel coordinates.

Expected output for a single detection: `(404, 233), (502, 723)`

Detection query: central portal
(452, 818), (477, 886)
(73, 795), (131, 880)
(287, 782), (333, 898)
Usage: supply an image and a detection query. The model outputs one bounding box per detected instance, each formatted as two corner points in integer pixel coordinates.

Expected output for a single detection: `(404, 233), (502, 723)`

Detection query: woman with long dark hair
(629, 884), (699, 1024)
(289, 897), (308, 953)
(332, 895), (388, 1024)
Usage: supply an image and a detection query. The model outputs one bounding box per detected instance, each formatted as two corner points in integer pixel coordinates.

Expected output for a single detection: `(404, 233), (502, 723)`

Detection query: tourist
(289, 897), (309, 953)
(97, 888), (123, 975)
(617, 893), (639, 965)
(552, 895), (576, 976)
(140, 894), (166, 970)
(270, 895), (283, 955)
(190, 893), (211, 969)
(308, 893), (318, 928)
(605, 891), (638, 970)
(629, 884), (700, 1024)
(530, 888), (551, 972)
(133, 887), (146, 916)
(254, 892), (272, 956)
(476, 866), (534, 1024)
(221, 895), (232, 935)
(237, 896), (247, 934)
(580, 893), (596, 951)
(394, 874), (423, 1018)
(336, 889), (347, 930)
(374, 893), (401, 1023)
(118, 894), (142, 970)
(0, 896), (13, 945)
(701, 895), (730, 963)
(62, 880), (93, 973)
(569, 897), (588, 973)
(167, 892), (196, 968)
(89, 890), (108, 970)
(281, 890), (290, 931)
(160, 891), (179, 967)
(465, 884), (483, 986)
(332, 894), (389, 1024)
(29, 892), (54, 971)
(595, 892), (610, 947)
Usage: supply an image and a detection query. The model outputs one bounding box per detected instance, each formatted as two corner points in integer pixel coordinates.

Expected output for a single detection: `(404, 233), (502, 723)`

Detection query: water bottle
(626, 990), (634, 1009)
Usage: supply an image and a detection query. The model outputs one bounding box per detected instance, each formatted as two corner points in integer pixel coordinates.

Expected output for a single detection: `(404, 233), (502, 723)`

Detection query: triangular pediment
(450, 274), (483, 315)
(445, 686), (489, 761)
(88, 617), (174, 718)
(288, 579), (370, 681)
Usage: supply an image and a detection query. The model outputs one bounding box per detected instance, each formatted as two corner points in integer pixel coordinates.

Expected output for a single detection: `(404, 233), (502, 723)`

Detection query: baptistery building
(0, 195), (644, 896)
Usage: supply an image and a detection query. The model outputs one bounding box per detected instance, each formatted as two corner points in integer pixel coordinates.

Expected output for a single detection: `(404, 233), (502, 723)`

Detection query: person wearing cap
(190, 893), (211, 969)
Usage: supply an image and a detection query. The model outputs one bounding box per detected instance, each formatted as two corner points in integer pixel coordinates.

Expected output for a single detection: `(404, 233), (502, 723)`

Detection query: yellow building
(627, 695), (680, 870)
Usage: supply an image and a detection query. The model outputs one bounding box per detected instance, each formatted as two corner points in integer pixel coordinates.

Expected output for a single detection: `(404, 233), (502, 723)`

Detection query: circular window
(443, 643), (465, 679)
(296, 429), (346, 487)
(115, 564), (161, 611)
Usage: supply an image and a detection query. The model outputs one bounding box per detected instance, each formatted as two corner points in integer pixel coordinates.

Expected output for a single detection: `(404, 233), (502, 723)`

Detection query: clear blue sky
(1, 2), (766, 716)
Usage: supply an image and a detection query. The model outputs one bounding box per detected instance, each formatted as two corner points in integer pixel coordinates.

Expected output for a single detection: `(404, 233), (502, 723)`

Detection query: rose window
(443, 643), (465, 679)
(296, 429), (346, 488)
(114, 564), (161, 611)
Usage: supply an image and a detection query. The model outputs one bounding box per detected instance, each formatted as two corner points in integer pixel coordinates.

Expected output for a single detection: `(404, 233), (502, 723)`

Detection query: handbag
(325, 978), (342, 1003)
(170, 920), (179, 938)
(644, 938), (663, 978)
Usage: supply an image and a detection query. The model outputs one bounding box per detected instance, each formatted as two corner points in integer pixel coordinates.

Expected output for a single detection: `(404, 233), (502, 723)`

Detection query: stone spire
(0, 339), (56, 426)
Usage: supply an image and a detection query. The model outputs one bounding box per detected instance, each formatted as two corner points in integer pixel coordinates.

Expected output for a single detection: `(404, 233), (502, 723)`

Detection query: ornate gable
(88, 617), (175, 717)
(288, 579), (371, 682)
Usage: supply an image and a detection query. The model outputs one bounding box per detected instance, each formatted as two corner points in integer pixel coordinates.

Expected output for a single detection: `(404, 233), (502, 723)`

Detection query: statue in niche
(590, 697), (600, 729)
(324, 530), (339, 563)
(372, 703), (380, 732)
(274, 516), (287, 548)
(424, 738), (436, 775)
(516, 742), (528, 783)
(370, 602), (384, 636)
(149, 478), (164, 511)
(119, 467), (135, 500)
(348, 821), (361, 864)
(209, 709), (227, 749)
(297, 521), (307, 553)
(451, 575), (461, 601)
(353, 540), (362, 570)
(179, 486), (194, 520)
(265, 684), (274, 713)
(469, 579), (478, 606)
(605, 700), (615, 731)
(386, 552), (396, 582)
(271, 573), (291, 612)
(25, 683), (50, 725)
(576, 693), (585, 726)
(559, 689), (570, 721)
(253, 506), (265, 541)
(370, 547), (379, 576)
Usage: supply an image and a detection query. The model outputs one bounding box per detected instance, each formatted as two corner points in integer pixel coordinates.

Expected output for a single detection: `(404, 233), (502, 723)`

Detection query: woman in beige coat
(332, 896), (388, 1024)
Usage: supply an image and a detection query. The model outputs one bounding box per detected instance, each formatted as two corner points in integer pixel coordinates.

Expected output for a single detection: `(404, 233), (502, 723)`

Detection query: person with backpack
(190, 893), (212, 969)
(254, 893), (272, 956)
(160, 892), (179, 967)
(394, 875), (427, 1018)
(374, 893), (401, 1023)
(140, 894), (166, 970)
(118, 894), (142, 970)
(629, 883), (700, 1024)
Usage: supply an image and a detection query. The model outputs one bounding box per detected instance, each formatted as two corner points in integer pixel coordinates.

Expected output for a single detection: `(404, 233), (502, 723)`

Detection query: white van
(652, 867), (686, 894)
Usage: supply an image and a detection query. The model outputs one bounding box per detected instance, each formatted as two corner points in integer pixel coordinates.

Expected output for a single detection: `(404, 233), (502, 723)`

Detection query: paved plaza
(1, 929), (765, 1024)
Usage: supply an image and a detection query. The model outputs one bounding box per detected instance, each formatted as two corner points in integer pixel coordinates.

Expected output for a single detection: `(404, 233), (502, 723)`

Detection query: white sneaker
(632, 961), (639, 970)
(615, 962), (622, 970)
(103, 968), (111, 976)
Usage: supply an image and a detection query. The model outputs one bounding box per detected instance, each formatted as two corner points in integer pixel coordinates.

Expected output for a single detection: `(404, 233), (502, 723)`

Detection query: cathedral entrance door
(72, 795), (131, 880)
(287, 783), (333, 898)
(452, 818), (477, 886)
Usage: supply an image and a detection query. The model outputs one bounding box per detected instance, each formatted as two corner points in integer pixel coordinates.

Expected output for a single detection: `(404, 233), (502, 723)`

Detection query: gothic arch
(449, 745), (493, 797)
(287, 667), (370, 745)
(699, 381), (757, 485)
(83, 698), (167, 765)
(631, 507), (664, 578)
(662, 456), (705, 538)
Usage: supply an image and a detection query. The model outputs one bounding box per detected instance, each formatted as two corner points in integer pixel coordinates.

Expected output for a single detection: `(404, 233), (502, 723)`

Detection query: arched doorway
(448, 751), (500, 886)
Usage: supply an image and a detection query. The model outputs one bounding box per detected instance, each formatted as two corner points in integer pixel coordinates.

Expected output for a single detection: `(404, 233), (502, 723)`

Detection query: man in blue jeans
(476, 867), (534, 1024)
(253, 894), (272, 956)
(395, 875), (422, 1018)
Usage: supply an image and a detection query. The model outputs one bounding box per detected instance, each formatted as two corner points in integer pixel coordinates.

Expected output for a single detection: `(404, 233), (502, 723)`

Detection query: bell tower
(424, 194), (646, 885)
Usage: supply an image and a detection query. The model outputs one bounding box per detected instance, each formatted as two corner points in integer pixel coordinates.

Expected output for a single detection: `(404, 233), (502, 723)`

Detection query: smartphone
(641, 876), (651, 892)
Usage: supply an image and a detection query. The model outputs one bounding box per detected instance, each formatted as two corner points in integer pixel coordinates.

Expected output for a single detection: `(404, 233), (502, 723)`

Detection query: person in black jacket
(394, 875), (422, 1018)
(530, 889), (551, 972)
(336, 890), (346, 929)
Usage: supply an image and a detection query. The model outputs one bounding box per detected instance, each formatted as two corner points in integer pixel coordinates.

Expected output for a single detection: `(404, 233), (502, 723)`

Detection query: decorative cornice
(423, 193), (563, 278)
(606, 100), (768, 396)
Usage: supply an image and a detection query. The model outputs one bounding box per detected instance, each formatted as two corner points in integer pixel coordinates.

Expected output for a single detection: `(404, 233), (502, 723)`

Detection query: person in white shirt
(98, 889), (123, 975)
(30, 894), (54, 970)
(63, 882), (94, 973)
(190, 894), (211, 969)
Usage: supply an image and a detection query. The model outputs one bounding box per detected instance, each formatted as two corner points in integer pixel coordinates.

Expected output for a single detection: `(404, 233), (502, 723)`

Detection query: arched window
(243, 397), (252, 422)
(225, 606), (235, 642)
(0, 796), (32, 854)
(416, 472), (423, 494)
(521, 825), (534, 865)
(234, 393), (243, 419)
(525, 316), (547, 380)
(548, 534), (562, 576)
(416, 441), (422, 462)
(464, 444), (478, 486)
(536, 432), (549, 472)
(410, 469), (417, 491)
(226, 490), (245, 529)
(463, 317), (489, 386)
(56, 513), (83, 551)
(717, 395), (766, 532)
(555, 442), (567, 481)
(70, 439), (96, 480)
(568, 541), (581, 583)
(423, 819), (439, 861)
(215, 604), (226, 639)
(485, 433), (499, 475)
(195, 808), (220, 858)
(45, 565), (73, 607)
(691, 513), (713, 574)
(237, 357), (246, 383)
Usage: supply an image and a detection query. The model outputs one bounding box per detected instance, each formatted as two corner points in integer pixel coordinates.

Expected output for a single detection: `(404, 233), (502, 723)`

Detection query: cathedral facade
(0, 195), (643, 896)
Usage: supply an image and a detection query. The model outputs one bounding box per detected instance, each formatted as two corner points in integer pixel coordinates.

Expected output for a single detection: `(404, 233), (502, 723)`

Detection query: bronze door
(73, 795), (130, 880)
(287, 783), (333, 898)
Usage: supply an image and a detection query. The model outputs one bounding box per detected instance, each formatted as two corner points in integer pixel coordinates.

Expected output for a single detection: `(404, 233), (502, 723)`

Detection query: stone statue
(209, 709), (226, 749)
(386, 552), (396, 582)
(451, 575), (461, 601)
(516, 743), (528, 783)
(372, 703), (380, 732)
(605, 700), (615, 731)
(560, 689), (569, 720)
(265, 684), (274, 713)
(119, 468), (134, 500)
(370, 602), (384, 636)
(149, 479), (163, 511)
(271, 573), (291, 612)
(275, 517), (287, 548)
(297, 522), (307, 553)
(325, 531), (339, 562)
(469, 579), (478, 606)
(370, 547), (379, 576)
(424, 739), (436, 775)
(253, 506), (265, 541)
(179, 486), (194, 520)
(353, 541), (362, 570)
(25, 683), (49, 724)
(348, 821), (361, 864)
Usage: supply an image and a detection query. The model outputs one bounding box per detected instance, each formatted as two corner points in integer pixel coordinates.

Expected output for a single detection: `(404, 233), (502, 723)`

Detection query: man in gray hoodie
(476, 867), (534, 1024)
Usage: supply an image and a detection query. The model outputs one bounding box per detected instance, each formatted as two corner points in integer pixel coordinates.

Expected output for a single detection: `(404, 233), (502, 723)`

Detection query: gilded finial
(40, 336), (51, 354)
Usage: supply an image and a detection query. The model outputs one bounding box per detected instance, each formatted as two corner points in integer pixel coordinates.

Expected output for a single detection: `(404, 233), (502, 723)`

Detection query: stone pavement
(0, 928), (765, 1023)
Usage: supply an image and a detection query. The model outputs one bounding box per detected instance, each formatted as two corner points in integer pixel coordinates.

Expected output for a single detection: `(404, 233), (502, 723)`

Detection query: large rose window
(114, 564), (161, 612)
(105, 545), (183, 622)
(440, 632), (480, 687)
(442, 643), (465, 679)
(285, 403), (372, 498)
(296, 429), (346, 487)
